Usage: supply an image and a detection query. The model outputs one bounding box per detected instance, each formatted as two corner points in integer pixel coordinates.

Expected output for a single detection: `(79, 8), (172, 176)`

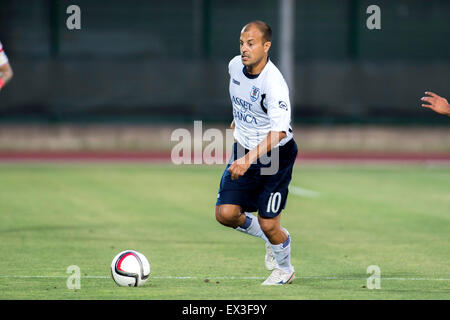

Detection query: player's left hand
(228, 157), (251, 180)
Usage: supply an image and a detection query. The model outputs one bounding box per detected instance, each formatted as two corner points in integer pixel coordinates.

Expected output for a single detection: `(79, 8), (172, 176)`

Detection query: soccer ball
(110, 250), (151, 287)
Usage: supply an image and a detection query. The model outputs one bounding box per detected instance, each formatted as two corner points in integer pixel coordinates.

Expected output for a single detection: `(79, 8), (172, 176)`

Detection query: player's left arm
(228, 130), (286, 180)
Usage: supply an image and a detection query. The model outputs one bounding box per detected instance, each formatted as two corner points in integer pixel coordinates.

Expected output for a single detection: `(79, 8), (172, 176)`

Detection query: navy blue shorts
(216, 138), (298, 218)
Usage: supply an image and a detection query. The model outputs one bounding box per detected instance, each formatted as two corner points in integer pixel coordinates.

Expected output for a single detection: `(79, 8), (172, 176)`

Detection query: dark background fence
(0, 0), (449, 124)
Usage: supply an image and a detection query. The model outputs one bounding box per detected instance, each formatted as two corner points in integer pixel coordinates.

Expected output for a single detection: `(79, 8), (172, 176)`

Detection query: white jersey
(228, 55), (293, 150)
(0, 41), (8, 66)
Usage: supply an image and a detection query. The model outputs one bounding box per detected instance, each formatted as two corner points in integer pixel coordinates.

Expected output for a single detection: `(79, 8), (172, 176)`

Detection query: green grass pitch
(0, 163), (449, 299)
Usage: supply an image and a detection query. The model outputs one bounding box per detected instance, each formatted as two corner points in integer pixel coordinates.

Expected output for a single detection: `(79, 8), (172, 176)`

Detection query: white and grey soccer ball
(110, 250), (150, 287)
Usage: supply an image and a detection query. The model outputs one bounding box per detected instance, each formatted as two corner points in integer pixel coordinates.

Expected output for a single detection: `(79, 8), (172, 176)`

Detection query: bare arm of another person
(421, 91), (450, 116)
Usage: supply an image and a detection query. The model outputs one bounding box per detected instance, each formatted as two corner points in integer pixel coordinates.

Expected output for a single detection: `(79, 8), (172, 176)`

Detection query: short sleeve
(228, 55), (241, 75)
(265, 78), (291, 133)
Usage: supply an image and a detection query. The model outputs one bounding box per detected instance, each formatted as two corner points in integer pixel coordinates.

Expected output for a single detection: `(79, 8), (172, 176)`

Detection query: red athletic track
(0, 151), (449, 163)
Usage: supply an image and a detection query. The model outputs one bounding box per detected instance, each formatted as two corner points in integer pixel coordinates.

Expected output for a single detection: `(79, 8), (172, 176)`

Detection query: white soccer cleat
(265, 242), (278, 271)
(261, 268), (295, 286)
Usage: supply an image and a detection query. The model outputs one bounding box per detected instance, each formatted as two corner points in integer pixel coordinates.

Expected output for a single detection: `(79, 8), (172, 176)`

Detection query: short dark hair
(243, 20), (272, 43)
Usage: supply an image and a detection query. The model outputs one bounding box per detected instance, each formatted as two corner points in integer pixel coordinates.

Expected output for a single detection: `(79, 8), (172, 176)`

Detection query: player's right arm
(228, 56), (240, 131)
(0, 42), (13, 90)
(421, 91), (450, 116)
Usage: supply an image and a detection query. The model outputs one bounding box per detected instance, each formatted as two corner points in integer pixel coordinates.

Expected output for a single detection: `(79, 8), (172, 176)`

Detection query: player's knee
(259, 217), (278, 235)
(215, 206), (233, 225)
(215, 205), (240, 227)
(215, 206), (225, 224)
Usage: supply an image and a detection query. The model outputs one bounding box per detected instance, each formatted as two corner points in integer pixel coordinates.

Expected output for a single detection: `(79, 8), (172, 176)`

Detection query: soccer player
(421, 91), (450, 116)
(0, 41), (13, 91)
(215, 21), (298, 285)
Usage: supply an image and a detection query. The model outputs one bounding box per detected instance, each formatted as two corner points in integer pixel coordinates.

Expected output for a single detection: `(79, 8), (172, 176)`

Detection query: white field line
(289, 185), (320, 198)
(1, 275), (449, 281)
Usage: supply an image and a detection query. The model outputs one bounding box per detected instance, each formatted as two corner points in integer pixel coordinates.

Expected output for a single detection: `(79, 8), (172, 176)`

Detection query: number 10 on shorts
(267, 192), (281, 213)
